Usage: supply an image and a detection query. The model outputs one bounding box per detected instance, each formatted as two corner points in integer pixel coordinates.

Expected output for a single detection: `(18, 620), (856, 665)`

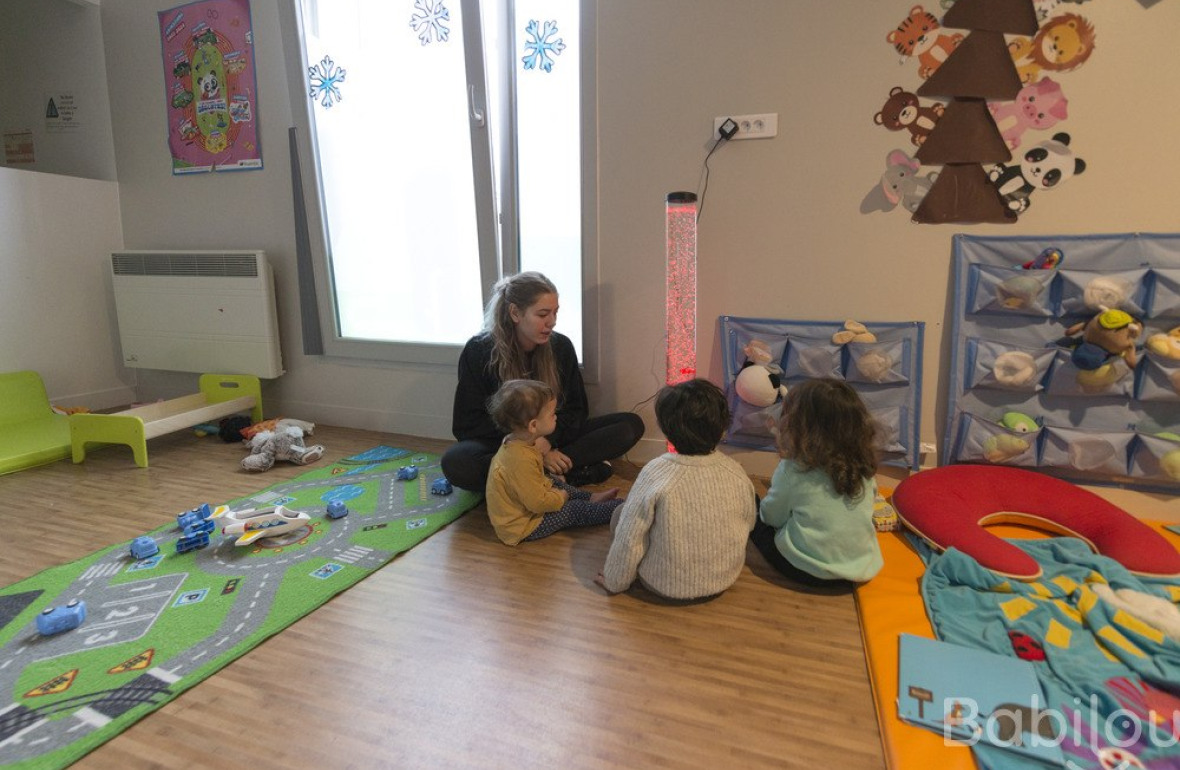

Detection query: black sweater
(450, 332), (589, 447)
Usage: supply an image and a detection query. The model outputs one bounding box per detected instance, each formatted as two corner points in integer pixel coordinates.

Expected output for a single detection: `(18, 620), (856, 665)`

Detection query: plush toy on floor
(241, 424), (324, 472)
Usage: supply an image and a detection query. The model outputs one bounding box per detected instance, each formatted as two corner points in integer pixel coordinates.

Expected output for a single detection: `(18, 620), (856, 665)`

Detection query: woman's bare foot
(590, 488), (619, 503)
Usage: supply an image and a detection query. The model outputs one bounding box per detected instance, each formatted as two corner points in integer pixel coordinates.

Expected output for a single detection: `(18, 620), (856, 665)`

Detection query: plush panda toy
(734, 340), (788, 408)
(989, 132), (1085, 215)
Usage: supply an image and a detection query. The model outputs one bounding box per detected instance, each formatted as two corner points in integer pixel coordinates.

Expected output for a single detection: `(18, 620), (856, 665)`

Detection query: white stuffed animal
(241, 425), (324, 472)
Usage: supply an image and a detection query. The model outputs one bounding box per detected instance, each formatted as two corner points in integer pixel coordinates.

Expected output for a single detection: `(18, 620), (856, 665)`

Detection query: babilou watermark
(942, 694), (1180, 752)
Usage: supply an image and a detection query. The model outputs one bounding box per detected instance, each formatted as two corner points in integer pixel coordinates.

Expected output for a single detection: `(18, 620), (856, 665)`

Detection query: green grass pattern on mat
(0, 447), (480, 770)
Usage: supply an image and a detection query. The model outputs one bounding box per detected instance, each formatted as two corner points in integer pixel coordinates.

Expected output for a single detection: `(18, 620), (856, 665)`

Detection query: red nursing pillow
(893, 464), (1180, 581)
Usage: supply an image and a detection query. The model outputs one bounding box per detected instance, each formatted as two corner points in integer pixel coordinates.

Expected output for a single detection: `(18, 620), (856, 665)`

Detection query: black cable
(695, 136), (724, 222)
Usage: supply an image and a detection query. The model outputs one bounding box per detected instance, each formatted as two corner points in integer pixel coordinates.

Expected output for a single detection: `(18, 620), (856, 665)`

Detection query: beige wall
(23, 0), (1178, 487)
(0, 166), (131, 407)
(0, 0), (116, 181)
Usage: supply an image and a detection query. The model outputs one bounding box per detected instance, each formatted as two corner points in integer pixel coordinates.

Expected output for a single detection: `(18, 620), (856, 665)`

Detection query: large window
(281, 0), (592, 366)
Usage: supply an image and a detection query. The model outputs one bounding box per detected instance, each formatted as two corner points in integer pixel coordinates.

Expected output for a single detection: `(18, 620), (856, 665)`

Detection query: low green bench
(0, 370), (72, 475)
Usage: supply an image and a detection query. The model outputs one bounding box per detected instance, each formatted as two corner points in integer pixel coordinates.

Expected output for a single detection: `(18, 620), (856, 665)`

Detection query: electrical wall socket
(714, 113), (778, 141)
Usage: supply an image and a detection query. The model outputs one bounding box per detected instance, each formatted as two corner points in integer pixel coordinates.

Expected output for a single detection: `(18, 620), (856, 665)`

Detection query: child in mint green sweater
(753, 378), (883, 586)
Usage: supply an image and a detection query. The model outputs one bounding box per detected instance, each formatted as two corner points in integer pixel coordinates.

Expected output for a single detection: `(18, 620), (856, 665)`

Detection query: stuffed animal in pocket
(1062, 308), (1142, 371)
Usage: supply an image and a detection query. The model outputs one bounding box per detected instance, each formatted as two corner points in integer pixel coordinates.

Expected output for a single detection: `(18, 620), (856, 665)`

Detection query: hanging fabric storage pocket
(1040, 425), (1133, 477)
(967, 264), (1056, 317)
(719, 316), (923, 470)
(1149, 269), (1180, 319)
(965, 338), (1055, 392)
(783, 337), (844, 380)
(1044, 349), (1135, 397)
(725, 398), (781, 452)
(1129, 433), (1180, 482)
(869, 405), (908, 458)
(845, 339), (911, 385)
(727, 333), (789, 411)
(1134, 350), (1180, 402)
(951, 411), (1040, 467)
(1058, 268), (1149, 318)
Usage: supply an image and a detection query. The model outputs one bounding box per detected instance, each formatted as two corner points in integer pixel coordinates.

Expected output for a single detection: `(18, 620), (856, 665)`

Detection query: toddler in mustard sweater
(485, 379), (623, 545)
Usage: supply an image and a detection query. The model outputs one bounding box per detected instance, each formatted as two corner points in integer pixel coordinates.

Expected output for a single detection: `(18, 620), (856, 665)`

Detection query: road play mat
(0, 447), (480, 769)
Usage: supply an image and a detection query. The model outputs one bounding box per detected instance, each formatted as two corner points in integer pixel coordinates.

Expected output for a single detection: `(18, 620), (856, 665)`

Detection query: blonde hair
(483, 272), (560, 397)
(776, 378), (877, 500)
(488, 379), (555, 433)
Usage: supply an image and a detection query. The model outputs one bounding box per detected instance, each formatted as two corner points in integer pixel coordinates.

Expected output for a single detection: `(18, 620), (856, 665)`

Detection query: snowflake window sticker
(309, 55), (346, 109)
(521, 19), (565, 73)
(410, 0), (450, 46)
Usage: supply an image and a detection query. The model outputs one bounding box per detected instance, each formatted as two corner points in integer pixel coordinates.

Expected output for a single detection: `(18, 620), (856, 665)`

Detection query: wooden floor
(2, 426), (886, 770)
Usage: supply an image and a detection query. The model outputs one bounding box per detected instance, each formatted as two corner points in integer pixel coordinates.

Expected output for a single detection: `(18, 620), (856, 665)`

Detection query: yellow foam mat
(852, 524), (1180, 770)
(859, 525), (1180, 764)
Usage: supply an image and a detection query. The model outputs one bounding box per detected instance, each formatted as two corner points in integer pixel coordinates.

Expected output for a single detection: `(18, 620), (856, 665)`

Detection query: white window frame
(278, 0), (600, 381)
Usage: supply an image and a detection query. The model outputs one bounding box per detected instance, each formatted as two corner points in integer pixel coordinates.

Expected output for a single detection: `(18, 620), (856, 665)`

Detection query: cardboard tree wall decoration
(910, 0), (1038, 224)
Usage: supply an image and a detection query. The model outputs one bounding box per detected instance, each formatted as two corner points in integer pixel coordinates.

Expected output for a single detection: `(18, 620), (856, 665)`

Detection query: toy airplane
(215, 504), (311, 546)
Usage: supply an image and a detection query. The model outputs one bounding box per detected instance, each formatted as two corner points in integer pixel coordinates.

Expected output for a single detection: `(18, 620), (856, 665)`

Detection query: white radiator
(111, 250), (284, 379)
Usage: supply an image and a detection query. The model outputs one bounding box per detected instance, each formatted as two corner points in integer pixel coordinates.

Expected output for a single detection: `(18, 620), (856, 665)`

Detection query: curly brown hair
(776, 378), (877, 500)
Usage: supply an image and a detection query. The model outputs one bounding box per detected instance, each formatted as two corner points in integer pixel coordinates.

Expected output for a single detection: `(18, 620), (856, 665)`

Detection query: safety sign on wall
(45, 93), (82, 132)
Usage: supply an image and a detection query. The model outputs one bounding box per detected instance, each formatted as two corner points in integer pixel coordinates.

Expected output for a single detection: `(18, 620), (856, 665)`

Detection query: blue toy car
(176, 531), (210, 554)
(184, 518), (216, 537)
(36, 599), (86, 636)
(177, 503), (212, 530)
(430, 477), (453, 496)
(130, 536), (159, 560)
(396, 465), (419, 481)
(326, 501), (349, 519)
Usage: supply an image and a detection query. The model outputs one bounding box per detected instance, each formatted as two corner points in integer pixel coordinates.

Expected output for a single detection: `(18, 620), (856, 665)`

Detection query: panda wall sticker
(865, 0), (1097, 224)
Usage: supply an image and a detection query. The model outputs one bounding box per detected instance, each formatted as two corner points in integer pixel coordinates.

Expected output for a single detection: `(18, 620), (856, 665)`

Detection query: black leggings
(749, 518), (853, 589)
(440, 411), (645, 492)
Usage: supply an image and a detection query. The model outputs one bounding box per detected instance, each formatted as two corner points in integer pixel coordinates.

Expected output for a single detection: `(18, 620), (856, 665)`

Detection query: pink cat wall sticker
(989, 77), (1069, 150)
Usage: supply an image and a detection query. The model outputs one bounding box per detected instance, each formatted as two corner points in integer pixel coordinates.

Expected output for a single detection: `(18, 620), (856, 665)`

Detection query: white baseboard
(51, 385), (137, 412)
(268, 398), (452, 441)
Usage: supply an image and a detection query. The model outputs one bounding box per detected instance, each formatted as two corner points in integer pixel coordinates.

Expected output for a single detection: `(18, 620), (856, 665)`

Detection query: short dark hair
(655, 379), (730, 455)
(488, 379), (554, 433)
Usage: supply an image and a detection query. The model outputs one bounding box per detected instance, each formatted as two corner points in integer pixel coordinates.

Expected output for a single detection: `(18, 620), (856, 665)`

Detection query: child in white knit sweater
(597, 379), (756, 599)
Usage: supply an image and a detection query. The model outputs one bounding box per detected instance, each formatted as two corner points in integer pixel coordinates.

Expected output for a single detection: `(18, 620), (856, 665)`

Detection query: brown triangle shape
(942, 0), (1038, 36)
(911, 163), (1015, 224)
(917, 30), (1022, 101)
(915, 99), (1011, 165)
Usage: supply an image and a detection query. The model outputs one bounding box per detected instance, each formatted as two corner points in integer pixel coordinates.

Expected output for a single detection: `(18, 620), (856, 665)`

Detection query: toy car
(36, 599), (86, 636)
(396, 465), (419, 481)
(177, 503), (212, 530)
(130, 536), (160, 560)
(326, 501), (349, 519)
(185, 517), (216, 536)
(176, 531), (210, 554)
(430, 477), (453, 496)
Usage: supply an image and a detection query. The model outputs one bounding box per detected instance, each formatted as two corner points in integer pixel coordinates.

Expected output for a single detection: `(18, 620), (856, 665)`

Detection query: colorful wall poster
(158, 0), (262, 174)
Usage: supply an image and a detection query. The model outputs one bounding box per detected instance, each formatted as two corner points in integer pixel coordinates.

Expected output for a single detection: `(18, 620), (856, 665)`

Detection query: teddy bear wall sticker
(865, 0), (1096, 223)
